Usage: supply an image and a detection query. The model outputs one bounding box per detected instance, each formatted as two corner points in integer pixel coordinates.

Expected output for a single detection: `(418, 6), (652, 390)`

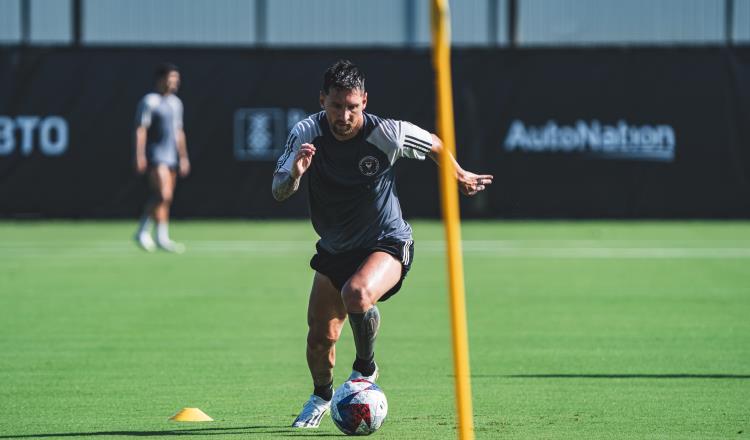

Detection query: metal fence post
(20, 0), (31, 45)
(72, 0), (83, 47)
(726, 0), (734, 46)
(508, 0), (518, 48)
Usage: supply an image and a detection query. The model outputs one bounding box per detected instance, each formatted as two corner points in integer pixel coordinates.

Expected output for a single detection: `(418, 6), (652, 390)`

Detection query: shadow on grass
(0, 426), (341, 439)
(484, 373), (750, 379)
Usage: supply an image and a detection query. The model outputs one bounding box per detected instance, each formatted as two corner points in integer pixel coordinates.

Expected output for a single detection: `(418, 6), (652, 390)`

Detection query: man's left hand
(179, 157), (191, 177)
(458, 171), (493, 196)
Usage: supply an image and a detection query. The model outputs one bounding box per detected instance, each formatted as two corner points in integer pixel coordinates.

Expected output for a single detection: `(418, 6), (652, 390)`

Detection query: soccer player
(273, 60), (492, 428)
(133, 63), (190, 253)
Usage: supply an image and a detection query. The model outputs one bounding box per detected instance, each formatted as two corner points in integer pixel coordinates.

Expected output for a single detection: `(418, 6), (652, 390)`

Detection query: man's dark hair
(155, 62), (179, 80)
(322, 60), (365, 94)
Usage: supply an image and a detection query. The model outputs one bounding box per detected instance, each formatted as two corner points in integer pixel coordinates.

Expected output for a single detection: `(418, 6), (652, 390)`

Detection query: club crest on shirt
(358, 156), (380, 176)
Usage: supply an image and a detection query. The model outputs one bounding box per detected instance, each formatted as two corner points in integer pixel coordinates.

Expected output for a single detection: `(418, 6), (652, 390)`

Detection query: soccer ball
(331, 378), (388, 435)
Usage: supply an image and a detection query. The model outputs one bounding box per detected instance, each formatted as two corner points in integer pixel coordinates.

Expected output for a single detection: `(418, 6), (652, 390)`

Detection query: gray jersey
(275, 112), (432, 253)
(135, 93), (183, 167)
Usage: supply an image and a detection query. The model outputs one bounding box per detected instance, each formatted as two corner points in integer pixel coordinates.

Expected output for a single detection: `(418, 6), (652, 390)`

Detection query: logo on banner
(503, 120), (676, 162)
(0, 116), (69, 156)
(234, 108), (307, 160)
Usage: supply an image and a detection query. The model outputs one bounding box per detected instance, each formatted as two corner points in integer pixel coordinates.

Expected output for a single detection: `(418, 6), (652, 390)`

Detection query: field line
(1, 240), (750, 258)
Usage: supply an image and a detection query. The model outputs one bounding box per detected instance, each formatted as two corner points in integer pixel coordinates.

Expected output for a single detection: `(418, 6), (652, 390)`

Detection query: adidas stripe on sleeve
(400, 122), (433, 160)
(274, 115), (321, 173)
(367, 119), (433, 163)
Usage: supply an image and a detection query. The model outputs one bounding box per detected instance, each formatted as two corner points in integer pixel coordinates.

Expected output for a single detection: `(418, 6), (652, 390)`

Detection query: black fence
(1, 47), (749, 218)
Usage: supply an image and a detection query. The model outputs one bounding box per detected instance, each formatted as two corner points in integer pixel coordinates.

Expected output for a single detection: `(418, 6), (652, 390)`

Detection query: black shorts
(310, 239), (415, 302)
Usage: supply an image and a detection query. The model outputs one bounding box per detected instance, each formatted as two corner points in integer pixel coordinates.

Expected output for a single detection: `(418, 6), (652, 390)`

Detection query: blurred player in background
(133, 62), (190, 253)
(273, 60), (493, 428)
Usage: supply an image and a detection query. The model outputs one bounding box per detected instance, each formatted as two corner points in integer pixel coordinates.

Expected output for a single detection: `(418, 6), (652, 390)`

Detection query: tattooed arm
(272, 143), (316, 202)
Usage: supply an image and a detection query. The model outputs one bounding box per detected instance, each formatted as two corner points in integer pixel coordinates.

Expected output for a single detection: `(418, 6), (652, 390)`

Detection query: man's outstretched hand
(457, 170), (493, 196)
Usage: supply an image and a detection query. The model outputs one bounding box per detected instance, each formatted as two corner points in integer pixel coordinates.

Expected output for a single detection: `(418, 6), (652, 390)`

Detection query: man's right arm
(272, 142), (316, 202)
(134, 125), (148, 174)
(134, 97), (151, 174)
(272, 170), (301, 201)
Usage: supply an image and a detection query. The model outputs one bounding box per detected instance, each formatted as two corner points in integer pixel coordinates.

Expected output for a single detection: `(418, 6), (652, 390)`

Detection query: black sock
(313, 381), (333, 401)
(352, 356), (376, 377)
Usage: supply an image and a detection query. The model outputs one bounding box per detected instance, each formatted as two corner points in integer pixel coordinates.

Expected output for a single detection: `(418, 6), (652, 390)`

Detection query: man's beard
(332, 122), (353, 136)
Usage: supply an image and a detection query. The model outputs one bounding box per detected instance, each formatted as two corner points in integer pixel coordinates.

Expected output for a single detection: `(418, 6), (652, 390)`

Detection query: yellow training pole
(430, 1), (475, 439)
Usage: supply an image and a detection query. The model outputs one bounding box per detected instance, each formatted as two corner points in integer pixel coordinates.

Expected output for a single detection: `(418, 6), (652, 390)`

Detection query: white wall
(265, 0), (407, 46)
(518, 0), (726, 46)
(31, 0), (72, 44)
(735, 0), (750, 43)
(84, 0), (256, 45)
(0, 0), (744, 47)
(0, 0), (21, 43)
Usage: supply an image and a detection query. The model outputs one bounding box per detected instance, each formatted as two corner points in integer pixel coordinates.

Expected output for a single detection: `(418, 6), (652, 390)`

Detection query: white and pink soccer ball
(331, 378), (388, 435)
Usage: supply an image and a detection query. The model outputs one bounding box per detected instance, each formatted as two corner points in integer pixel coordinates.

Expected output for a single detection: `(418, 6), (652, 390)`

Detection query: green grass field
(0, 220), (748, 439)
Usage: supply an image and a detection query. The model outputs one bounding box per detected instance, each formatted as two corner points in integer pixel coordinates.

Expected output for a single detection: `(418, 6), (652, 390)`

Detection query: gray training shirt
(135, 93), (183, 167)
(275, 111), (433, 254)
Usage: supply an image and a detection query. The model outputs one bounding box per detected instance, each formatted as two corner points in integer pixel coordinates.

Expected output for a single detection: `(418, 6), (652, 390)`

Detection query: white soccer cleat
(291, 394), (331, 428)
(156, 239), (186, 254)
(134, 232), (156, 252)
(348, 362), (379, 382)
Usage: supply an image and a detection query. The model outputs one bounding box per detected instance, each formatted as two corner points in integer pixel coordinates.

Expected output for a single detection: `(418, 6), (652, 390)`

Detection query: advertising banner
(1, 47), (748, 218)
